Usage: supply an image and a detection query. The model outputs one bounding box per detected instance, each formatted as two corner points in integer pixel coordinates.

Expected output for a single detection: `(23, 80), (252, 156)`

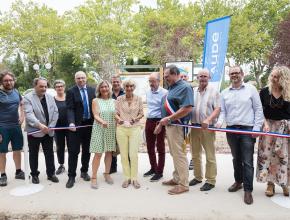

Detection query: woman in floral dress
(256, 66), (290, 197)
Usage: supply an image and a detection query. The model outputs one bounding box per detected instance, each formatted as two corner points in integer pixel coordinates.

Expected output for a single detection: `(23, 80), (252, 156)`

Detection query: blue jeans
(226, 126), (256, 192)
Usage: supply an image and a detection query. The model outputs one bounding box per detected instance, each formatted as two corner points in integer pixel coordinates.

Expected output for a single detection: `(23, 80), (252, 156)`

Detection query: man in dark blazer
(66, 71), (96, 188)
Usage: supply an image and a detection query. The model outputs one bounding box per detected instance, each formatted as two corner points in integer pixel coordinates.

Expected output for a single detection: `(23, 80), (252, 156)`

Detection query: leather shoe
(47, 175), (59, 183)
(66, 177), (75, 188)
(80, 172), (90, 181)
(244, 191), (253, 205)
(162, 179), (178, 186)
(32, 176), (39, 184)
(228, 182), (242, 192)
(200, 183), (215, 191)
(189, 178), (202, 186)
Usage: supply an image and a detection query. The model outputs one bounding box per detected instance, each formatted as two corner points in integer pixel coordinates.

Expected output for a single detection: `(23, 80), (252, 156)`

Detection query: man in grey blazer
(24, 77), (59, 184)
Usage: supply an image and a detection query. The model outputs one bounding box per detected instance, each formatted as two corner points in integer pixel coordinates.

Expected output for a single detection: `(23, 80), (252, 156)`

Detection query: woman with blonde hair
(256, 66), (290, 197)
(116, 79), (144, 189)
(89, 80), (116, 189)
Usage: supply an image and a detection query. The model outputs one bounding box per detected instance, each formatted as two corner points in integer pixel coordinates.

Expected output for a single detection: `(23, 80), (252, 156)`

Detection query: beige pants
(166, 126), (189, 187)
(116, 126), (141, 181)
(190, 128), (217, 185)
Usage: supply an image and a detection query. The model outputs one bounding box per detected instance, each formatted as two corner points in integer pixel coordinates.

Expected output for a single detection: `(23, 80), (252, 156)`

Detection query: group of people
(0, 64), (289, 206)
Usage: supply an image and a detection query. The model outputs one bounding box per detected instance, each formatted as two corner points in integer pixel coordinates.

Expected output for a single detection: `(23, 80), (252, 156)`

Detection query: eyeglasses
(2, 79), (14, 83)
(76, 77), (86, 80)
(55, 85), (64, 88)
(125, 85), (134, 88)
(229, 72), (241, 76)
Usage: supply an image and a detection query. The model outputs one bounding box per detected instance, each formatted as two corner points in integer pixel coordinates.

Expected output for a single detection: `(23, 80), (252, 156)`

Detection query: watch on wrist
(167, 118), (172, 125)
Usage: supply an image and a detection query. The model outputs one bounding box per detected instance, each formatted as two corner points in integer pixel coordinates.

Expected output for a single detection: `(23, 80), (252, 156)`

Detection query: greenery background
(0, 0), (289, 92)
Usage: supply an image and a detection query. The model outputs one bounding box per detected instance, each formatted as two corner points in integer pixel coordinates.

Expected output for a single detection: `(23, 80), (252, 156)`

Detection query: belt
(147, 118), (161, 122)
(227, 125), (253, 129)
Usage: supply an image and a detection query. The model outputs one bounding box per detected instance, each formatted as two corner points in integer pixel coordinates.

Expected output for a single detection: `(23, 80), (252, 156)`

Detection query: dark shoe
(150, 173), (163, 182)
(189, 178), (202, 186)
(66, 177), (75, 188)
(200, 183), (215, 191)
(0, 175), (7, 186)
(15, 170), (25, 180)
(32, 176), (39, 184)
(80, 172), (90, 181)
(109, 167), (117, 174)
(47, 175), (59, 183)
(189, 159), (193, 170)
(55, 165), (65, 175)
(244, 191), (253, 205)
(143, 169), (155, 177)
(228, 182), (243, 192)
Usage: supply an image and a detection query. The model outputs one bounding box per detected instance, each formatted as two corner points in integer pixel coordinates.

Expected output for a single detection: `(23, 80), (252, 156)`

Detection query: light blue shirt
(78, 85), (91, 119)
(146, 87), (168, 118)
(217, 83), (264, 131)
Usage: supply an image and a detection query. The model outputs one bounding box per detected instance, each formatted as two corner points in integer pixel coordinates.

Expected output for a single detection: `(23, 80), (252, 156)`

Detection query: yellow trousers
(116, 126), (141, 181)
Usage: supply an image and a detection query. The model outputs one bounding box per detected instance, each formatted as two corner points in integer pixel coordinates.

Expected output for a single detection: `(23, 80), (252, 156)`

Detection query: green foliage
(0, 0), (287, 91)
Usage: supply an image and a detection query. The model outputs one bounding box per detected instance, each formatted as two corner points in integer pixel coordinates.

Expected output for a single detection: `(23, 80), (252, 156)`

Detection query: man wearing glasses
(66, 71), (96, 188)
(0, 71), (25, 186)
(216, 66), (264, 205)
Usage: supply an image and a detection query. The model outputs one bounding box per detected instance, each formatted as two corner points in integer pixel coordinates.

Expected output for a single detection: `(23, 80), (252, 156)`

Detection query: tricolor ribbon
(27, 125), (93, 136)
(171, 123), (290, 139)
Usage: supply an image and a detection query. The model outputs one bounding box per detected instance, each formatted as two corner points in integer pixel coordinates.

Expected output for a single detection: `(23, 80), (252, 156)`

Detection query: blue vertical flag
(202, 16), (231, 90)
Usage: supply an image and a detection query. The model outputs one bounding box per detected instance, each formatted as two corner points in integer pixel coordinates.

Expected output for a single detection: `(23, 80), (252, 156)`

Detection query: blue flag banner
(202, 16), (231, 90)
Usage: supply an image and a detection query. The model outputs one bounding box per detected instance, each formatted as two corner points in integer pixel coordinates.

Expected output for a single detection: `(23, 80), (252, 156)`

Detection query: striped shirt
(191, 85), (220, 125)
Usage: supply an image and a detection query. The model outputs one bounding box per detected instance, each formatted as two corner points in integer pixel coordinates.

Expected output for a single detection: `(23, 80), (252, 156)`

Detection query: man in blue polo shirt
(0, 71), (25, 187)
(158, 65), (193, 195)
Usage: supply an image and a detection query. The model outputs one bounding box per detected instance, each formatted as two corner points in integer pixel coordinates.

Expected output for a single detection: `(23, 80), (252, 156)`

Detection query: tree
(0, 1), (66, 63)
(64, 0), (140, 79)
(269, 13), (290, 68)
(228, 0), (290, 88)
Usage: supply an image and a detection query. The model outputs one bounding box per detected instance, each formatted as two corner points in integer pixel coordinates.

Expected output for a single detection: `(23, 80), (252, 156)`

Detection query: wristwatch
(167, 118), (172, 125)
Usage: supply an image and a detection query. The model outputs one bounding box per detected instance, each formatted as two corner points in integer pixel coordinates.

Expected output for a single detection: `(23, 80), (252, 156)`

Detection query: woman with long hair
(256, 66), (290, 197)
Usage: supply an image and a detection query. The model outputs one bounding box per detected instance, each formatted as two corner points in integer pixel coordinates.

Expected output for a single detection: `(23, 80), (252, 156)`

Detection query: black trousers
(27, 135), (55, 177)
(67, 122), (92, 178)
(55, 129), (69, 165)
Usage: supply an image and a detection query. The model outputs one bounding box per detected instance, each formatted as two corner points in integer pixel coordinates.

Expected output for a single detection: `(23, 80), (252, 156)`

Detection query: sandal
(132, 180), (140, 189)
(91, 178), (98, 189)
(103, 173), (114, 185)
(122, 179), (131, 188)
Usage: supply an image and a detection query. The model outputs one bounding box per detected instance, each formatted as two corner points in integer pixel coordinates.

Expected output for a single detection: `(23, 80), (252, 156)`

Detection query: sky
(0, 0), (194, 14)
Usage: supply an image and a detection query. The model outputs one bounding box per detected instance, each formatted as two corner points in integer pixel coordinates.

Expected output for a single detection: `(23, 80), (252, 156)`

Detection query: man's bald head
(148, 72), (160, 91)
(149, 72), (160, 81)
(74, 71), (87, 87)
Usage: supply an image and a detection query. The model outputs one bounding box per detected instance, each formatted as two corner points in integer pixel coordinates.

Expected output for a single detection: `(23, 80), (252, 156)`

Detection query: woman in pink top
(115, 79), (144, 189)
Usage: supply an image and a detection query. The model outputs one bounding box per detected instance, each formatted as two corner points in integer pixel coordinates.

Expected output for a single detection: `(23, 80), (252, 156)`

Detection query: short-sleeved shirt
(161, 79), (194, 123)
(146, 87), (168, 118)
(192, 85), (220, 125)
(260, 87), (290, 120)
(0, 89), (21, 127)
